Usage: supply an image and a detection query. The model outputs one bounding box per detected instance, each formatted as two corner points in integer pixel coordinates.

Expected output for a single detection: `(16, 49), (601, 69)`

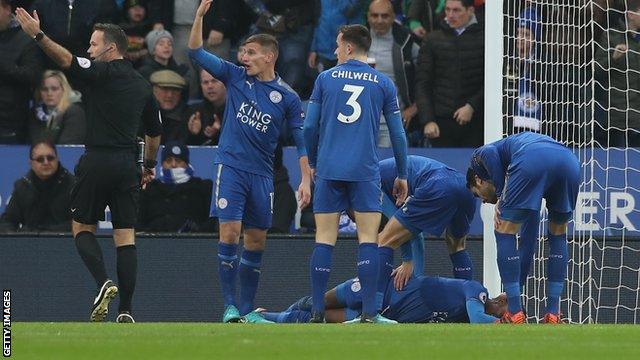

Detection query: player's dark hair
(448, 0), (474, 8)
(93, 23), (128, 56)
(339, 24), (372, 53)
(243, 33), (279, 59)
(29, 139), (57, 159)
(0, 0), (11, 9)
(466, 167), (478, 189)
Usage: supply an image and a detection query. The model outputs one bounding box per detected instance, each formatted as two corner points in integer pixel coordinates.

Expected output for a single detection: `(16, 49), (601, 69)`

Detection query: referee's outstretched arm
(15, 7), (72, 68)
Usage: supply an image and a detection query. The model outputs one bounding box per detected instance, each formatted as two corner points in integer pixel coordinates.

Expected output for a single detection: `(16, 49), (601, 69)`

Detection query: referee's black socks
(74, 231), (108, 288)
(116, 244), (137, 313)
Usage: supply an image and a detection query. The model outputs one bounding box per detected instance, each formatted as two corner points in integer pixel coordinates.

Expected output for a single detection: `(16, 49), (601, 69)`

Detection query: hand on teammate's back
(391, 261), (414, 291)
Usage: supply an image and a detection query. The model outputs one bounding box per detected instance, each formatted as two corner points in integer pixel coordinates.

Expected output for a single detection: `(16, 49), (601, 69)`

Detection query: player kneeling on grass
(467, 132), (580, 324)
(375, 155), (477, 315)
(258, 275), (507, 323)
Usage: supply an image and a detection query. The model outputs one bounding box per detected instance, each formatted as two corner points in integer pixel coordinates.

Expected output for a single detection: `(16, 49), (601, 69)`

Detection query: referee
(16, 8), (162, 323)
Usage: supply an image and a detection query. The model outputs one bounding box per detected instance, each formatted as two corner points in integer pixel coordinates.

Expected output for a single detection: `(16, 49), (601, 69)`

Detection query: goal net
(499, 0), (640, 323)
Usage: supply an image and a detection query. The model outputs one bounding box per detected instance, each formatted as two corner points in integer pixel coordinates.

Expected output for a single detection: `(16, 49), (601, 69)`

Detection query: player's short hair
(447, 0), (474, 8)
(339, 24), (372, 53)
(243, 33), (279, 58)
(93, 23), (128, 56)
(466, 167), (478, 189)
(29, 139), (57, 159)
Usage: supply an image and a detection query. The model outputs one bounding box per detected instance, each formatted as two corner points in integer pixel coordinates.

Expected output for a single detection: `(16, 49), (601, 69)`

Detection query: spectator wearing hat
(119, 0), (153, 68)
(138, 29), (191, 95)
(150, 69), (189, 143)
(0, 140), (75, 232)
(185, 68), (225, 145)
(138, 141), (215, 232)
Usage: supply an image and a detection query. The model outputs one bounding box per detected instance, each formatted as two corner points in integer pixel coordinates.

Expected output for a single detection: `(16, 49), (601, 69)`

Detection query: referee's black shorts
(70, 150), (141, 229)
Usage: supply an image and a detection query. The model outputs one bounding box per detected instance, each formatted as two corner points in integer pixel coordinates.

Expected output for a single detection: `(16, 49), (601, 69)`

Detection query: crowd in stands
(1, 0), (638, 233)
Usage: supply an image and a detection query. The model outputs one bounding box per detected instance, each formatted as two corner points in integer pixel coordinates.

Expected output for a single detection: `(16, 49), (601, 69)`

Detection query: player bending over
(466, 132), (579, 324)
(259, 275), (506, 324)
(189, 0), (311, 323)
(375, 155), (476, 313)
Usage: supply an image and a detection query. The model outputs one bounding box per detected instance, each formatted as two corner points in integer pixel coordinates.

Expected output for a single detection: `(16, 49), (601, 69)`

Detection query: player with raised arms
(188, 0), (311, 323)
(304, 24), (409, 323)
(375, 155), (476, 311)
(466, 131), (580, 324)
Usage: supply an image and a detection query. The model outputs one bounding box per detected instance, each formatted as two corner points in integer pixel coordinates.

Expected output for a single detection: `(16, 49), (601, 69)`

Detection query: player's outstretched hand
(196, 0), (213, 18)
(15, 7), (41, 38)
(393, 177), (408, 206)
(391, 261), (413, 291)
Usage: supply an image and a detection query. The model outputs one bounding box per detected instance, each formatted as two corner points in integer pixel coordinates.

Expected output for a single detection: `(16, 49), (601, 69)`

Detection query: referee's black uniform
(67, 54), (162, 322)
(69, 56), (161, 227)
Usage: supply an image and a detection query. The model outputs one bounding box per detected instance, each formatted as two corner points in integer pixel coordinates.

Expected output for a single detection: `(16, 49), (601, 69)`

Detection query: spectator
(119, 0), (153, 68)
(185, 68), (225, 145)
(28, 70), (86, 144)
(30, 0), (118, 58)
(150, 69), (189, 143)
(366, 0), (421, 147)
(407, 0), (441, 39)
(414, 0), (484, 147)
(0, 140), (75, 232)
(0, 0), (42, 144)
(595, 0), (640, 147)
(201, 0), (251, 61)
(508, 7), (543, 134)
(308, 0), (366, 74)
(138, 142), (214, 232)
(139, 29), (189, 78)
(244, 0), (318, 97)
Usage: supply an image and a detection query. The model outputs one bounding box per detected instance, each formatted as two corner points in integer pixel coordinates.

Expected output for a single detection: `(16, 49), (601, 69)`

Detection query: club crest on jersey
(351, 280), (361, 293)
(269, 91), (282, 104)
(218, 198), (228, 209)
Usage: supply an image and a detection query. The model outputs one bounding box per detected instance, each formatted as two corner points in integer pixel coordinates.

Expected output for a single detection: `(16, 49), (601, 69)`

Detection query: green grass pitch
(11, 322), (640, 359)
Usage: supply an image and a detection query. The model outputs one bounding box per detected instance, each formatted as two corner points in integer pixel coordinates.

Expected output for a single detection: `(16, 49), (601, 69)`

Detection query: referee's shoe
(90, 279), (118, 322)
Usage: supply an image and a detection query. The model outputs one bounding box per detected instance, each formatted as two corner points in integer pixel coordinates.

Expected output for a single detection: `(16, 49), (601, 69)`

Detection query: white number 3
(337, 84), (364, 123)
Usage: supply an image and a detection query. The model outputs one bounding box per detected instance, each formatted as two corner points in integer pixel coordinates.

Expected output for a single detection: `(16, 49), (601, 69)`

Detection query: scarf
(160, 165), (194, 184)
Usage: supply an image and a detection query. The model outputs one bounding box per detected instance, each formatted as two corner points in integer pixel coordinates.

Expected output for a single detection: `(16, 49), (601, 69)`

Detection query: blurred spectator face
(153, 86), (182, 111)
(240, 42), (274, 76)
(237, 45), (245, 64)
(162, 156), (187, 170)
(128, 5), (146, 23)
(0, 1), (10, 30)
(368, 0), (395, 36)
(154, 37), (173, 62)
(30, 143), (59, 180)
(39, 76), (64, 108)
(516, 27), (534, 59)
(88, 31), (116, 61)
(200, 70), (226, 105)
(445, 0), (475, 30)
(628, 7), (640, 29)
(334, 33), (350, 64)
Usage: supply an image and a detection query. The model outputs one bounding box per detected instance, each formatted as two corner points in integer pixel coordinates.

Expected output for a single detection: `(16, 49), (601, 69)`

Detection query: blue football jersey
(310, 59), (400, 181)
(470, 132), (563, 196)
(385, 276), (489, 323)
(192, 49), (304, 177)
